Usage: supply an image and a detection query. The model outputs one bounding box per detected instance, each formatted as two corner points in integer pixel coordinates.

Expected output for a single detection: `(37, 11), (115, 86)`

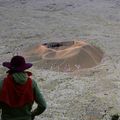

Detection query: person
(0, 55), (47, 120)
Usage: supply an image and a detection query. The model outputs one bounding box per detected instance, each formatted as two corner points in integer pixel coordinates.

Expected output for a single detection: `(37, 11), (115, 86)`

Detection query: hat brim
(2, 62), (32, 72)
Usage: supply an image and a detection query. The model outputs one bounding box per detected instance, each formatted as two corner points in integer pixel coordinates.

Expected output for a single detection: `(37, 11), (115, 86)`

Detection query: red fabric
(0, 74), (34, 108)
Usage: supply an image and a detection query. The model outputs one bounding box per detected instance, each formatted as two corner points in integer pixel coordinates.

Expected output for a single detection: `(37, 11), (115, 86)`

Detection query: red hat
(2, 55), (32, 72)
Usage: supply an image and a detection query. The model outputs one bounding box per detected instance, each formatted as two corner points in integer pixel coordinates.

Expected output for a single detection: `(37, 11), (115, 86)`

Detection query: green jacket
(0, 72), (47, 120)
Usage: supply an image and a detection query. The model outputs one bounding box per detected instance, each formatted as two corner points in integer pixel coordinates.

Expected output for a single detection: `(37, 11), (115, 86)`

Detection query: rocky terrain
(0, 0), (120, 120)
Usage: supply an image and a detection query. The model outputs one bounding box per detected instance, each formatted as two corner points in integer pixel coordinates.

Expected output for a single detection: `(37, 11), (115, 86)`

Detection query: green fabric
(0, 73), (47, 120)
(13, 72), (28, 84)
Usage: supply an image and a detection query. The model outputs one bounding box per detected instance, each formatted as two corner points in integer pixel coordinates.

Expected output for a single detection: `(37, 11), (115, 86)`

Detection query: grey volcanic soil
(0, 0), (120, 120)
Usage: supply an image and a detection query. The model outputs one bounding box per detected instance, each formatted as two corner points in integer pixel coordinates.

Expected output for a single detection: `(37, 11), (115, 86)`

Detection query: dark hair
(6, 70), (24, 74)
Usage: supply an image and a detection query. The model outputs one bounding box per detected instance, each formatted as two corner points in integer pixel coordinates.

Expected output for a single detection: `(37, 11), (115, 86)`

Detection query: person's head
(2, 55), (32, 73)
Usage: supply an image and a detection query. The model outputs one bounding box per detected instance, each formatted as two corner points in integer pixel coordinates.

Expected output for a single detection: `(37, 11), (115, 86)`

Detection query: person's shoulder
(0, 79), (3, 85)
(31, 79), (38, 88)
(0, 76), (4, 89)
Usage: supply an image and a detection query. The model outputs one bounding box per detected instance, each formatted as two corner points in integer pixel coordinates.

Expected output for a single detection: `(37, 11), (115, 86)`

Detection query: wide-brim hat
(2, 55), (32, 72)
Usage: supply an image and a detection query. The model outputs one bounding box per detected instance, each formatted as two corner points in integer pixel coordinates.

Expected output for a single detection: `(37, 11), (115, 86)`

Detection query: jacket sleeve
(31, 80), (47, 117)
